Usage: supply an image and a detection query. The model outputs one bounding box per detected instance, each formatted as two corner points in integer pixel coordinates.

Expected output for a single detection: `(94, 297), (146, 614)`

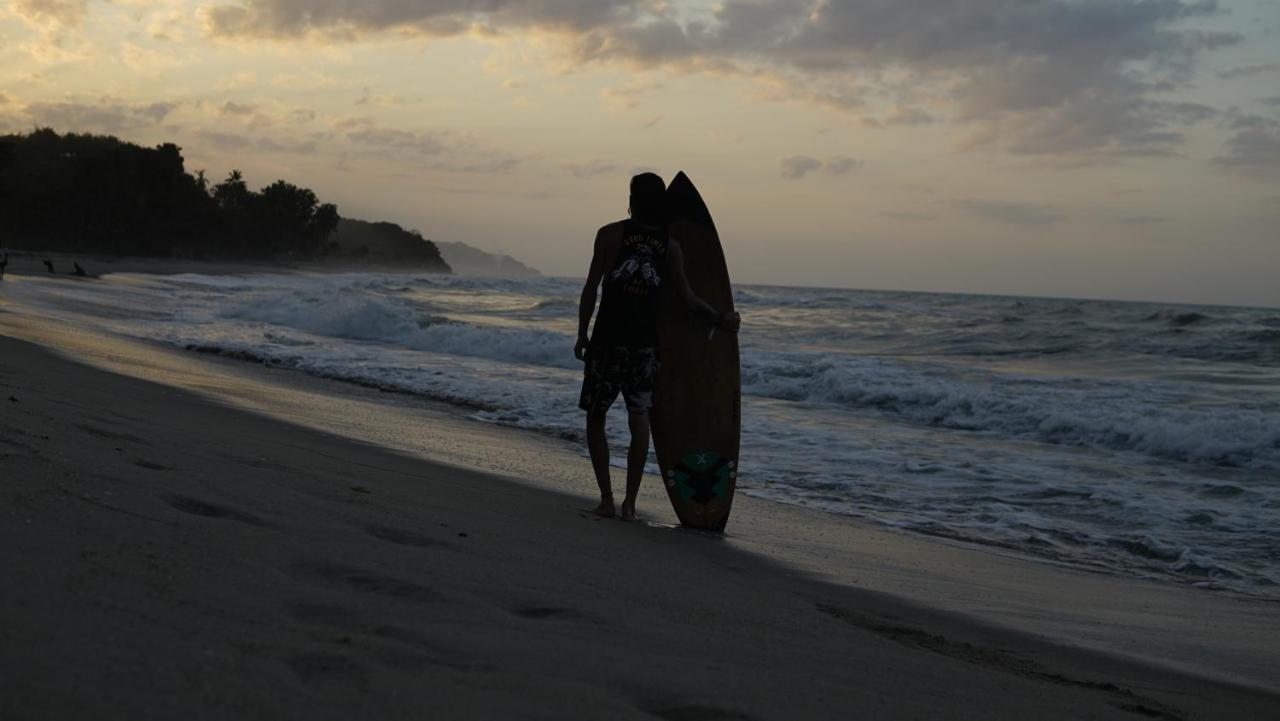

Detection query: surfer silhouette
(576, 173), (740, 521)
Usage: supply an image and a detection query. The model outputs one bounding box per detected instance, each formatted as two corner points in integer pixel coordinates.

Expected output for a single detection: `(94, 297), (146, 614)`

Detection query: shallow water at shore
(7, 270), (1279, 597)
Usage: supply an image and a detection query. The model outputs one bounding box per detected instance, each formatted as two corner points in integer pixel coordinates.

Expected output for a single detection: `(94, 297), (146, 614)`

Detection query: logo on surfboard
(665, 450), (735, 504)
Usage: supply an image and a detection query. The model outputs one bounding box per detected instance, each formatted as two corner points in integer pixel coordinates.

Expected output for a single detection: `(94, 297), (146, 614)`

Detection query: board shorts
(579, 345), (660, 414)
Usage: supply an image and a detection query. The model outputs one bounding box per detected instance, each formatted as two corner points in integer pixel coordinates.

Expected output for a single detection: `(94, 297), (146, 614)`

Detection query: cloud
(195, 129), (319, 155)
(437, 157), (521, 173)
(565, 160), (618, 178)
(781, 155), (862, 179)
(881, 211), (937, 222)
(1264, 97), (1280, 108)
(196, 0), (1237, 159)
(956, 200), (1063, 227)
(335, 117), (450, 156)
(859, 105), (935, 128)
(780, 155), (822, 179)
(119, 40), (186, 75)
(332, 116), (521, 173)
(196, 130), (253, 150)
(600, 81), (664, 110)
(196, 130), (307, 153)
(1114, 214), (1164, 225)
(208, 99), (274, 129)
(576, 0), (1238, 157)
(220, 101), (257, 116)
(825, 156), (862, 176)
(202, 0), (643, 39)
(355, 87), (413, 108)
(1213, 116), (1280, 179)
(12, 0), (89, 27)
(1216, 62), (1280, 80)
(23, 99), (177, 133)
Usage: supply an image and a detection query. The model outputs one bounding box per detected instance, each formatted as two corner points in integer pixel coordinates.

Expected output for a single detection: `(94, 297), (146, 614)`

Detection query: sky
(1, 0), (1278, 307)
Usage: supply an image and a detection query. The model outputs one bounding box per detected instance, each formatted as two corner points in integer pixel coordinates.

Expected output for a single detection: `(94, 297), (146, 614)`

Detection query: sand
(1, 276), (1278, 719)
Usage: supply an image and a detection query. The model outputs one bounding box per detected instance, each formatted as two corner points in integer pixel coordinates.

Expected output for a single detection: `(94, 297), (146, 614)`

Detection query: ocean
(10, 271), (1279, 598)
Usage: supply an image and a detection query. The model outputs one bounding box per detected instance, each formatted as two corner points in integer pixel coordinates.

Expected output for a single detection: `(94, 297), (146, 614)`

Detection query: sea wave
(222, 285), (578, 368)
(741, 352), (1280, 469)
(20, 270), (1280, 598)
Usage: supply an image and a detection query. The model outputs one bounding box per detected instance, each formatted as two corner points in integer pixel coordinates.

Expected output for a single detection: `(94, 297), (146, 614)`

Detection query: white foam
(741, 350), (1280, 470)
(12, 269), (1279, 597)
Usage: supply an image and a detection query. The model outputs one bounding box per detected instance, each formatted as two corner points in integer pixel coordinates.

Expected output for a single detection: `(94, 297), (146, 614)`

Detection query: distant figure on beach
(576, 173), (740, 521)
(72, 262), (87, 277)
(0, 250), (7, 280)
(43, 259), (55, 273)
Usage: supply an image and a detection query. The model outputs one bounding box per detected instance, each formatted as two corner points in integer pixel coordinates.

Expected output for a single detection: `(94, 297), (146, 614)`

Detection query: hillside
(328, 218), (451, 273)
(435, 241), (541, 278)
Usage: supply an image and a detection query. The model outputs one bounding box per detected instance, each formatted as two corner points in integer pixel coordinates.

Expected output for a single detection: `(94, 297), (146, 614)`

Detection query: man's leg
(619, 409), (650, 521)
(585, 408), (614, 516)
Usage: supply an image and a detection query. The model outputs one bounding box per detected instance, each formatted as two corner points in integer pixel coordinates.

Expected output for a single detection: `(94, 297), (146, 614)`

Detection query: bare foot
(619, 502), (638, 522)
(590, 495), (615, 518)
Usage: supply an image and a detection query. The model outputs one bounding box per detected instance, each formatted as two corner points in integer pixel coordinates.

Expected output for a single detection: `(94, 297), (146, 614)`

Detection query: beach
(1, 274), (1278, 720)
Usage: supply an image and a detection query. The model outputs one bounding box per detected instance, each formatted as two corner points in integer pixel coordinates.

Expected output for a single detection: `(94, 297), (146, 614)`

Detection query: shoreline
(6, 263), (1272, 602)
(2, 281), (1279, 718)
(7, 250), (1275, 312)
(0, 249), (454, 278)
(1, 335), (1277, 719)
(182, 331), (1277, 605)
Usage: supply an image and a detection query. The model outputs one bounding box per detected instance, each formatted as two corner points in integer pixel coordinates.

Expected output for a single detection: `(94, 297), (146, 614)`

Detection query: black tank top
(591, 220), (669, 349)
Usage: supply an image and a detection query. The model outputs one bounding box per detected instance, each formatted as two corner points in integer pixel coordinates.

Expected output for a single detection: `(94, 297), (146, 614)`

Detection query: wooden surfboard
(651, 172), (741, 532)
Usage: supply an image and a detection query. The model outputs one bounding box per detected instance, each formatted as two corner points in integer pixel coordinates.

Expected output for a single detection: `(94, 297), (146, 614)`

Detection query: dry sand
(1, 278), (1278, 719)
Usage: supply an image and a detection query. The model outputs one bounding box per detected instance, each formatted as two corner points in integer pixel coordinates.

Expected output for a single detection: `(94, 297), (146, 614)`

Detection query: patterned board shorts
(579, 345), (660, 414)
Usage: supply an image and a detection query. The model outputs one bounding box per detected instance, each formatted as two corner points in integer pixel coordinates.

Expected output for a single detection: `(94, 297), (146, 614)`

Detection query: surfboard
(651, 171), (741, 532)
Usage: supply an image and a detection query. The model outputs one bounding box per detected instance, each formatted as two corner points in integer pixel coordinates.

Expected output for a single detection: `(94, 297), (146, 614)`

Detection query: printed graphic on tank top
(591, 220), (669, 349)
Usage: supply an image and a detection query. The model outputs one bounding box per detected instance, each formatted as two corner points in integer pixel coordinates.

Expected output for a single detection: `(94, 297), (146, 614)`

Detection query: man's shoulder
(594, 220), (626, 249)
(597, 220), (627, 236)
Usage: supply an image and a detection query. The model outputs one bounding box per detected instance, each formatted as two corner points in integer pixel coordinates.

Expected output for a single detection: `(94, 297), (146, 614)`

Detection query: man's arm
(575, 226), (611, 360)
(667, 240), (740, 333)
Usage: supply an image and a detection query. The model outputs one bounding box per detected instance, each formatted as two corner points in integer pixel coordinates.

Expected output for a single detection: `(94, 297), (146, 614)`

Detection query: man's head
(629, 172), (666, 225)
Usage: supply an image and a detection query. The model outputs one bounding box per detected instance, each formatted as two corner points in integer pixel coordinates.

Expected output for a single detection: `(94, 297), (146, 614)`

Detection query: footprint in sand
(286, 652), (369, 687)
(290, 561), (444, 605)
(287, 602), (359, 628)
(646, 705), (760, 721)
(814, 602), (1184, 720)
(165, 495), (267, 526)
(509, 605), (600, 623)
(365, 524), (456, 550)
(74, 423), (149, 445)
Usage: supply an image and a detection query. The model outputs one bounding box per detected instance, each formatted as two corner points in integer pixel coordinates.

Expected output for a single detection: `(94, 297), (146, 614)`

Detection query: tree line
(0, 129), (340, 260)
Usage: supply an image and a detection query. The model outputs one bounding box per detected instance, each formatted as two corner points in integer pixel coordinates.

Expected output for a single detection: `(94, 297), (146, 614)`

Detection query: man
(0, 250), (7, 281)
(575, 173), (740, 521)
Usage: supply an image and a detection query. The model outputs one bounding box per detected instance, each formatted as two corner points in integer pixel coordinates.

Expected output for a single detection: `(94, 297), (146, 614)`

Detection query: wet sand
(0, 285), (1277, 719)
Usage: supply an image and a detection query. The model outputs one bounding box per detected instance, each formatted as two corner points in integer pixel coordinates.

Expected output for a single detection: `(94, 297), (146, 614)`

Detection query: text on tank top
(591, 220), (669, 348)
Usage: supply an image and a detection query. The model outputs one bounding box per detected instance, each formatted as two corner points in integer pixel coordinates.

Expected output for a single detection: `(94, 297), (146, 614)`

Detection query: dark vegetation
(0, 129), (446, 273)
(0, 129), (333, 258)
(328, 218), (450, 270)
